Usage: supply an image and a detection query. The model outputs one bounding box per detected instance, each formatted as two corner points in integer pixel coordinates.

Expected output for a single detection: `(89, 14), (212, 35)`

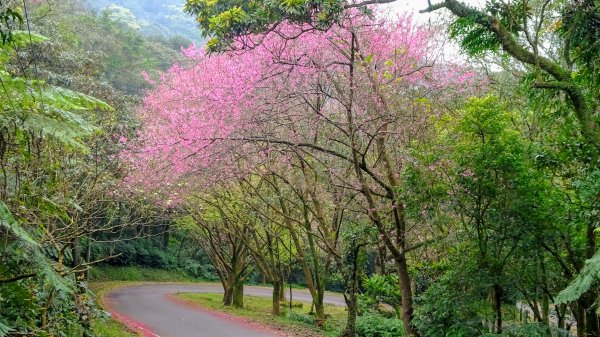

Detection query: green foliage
(358, 274), (401, 315)
(560, 1), (600, 84)
(355, 313), (404, 337)
(287, 309), (316, 325)
(449, 14), (500, 56)
(0, 71), (110, 152)
(0, 1), (23, 44)
(556, 249), (600, 304)
(91, 229), (219, 280)
(0, 201), (36, 245)
(0, 205), (81, 337)
(184, 0), (346, 52)
(448, 0), (532, 56)
(31, 4), (185, 97)
(413, 265), (488, 337)
(92, 318), (138, 337)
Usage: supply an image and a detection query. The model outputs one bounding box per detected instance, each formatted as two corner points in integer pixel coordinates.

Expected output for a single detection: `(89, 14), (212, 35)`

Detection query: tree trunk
(557, 304), (566, 330)
(575, 301), (585, 337)
(542, 294), (549, 325)
(279, 280), (286, 301)
(85, 235), (92, 281)
(342, 292), (358, 337)
(584, 293), (600, 337)
(72, 238), (81, 268)
(223, 285), (233, 306)
(341, 244), (361, 337)
(232, 280), (244, 308)
(312, 284), (326, 327)
(272, 280), (281, 316)
(492, 284), (503, 334)
(396, 256), (417, 337)
(162, 223), (170, 251)
(375, 245), (386, 275)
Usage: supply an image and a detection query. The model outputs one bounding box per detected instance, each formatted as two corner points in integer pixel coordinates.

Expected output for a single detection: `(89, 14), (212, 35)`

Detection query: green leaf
(0, 320), (13, 337)
(0, 202), (37, 246)
(556, 251), (600, 304)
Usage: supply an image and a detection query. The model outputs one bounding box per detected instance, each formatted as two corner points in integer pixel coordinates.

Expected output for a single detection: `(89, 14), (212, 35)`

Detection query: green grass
(175, 293), (347, 337)
(89, 265), (192, 282)
(92, 319), (139, 337)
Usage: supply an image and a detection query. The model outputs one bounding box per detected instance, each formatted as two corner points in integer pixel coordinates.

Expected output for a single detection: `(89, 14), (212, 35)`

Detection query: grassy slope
(175, 293), (347, 337)
(89, 265), (192, 282)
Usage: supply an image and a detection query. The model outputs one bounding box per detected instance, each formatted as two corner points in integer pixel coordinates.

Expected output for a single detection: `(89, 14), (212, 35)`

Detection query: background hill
(84, 0), (203, 43)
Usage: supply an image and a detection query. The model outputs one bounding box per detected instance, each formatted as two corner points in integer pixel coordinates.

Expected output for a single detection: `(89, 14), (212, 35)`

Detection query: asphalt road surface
(105, 283), (345, 337)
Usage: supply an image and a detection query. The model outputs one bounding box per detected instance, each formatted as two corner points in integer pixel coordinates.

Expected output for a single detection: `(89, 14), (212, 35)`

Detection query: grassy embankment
(175, 293), (347, 337)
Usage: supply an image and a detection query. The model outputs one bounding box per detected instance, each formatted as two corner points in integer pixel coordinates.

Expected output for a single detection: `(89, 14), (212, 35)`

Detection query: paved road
(105, 283), (345, 337)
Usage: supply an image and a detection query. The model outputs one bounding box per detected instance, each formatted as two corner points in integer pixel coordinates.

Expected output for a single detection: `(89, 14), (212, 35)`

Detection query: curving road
(104, 283), (345, 337)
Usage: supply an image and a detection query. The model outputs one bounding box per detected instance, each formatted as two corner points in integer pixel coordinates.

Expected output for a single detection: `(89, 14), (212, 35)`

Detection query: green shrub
(358, 274), (401, 316)
(355, 313), (405, 337)
(286, 310), (315, 325)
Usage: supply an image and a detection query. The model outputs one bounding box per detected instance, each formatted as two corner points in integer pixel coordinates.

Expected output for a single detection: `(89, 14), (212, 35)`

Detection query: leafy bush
(413, 266), (488, 337)
(286, 310), (315, 325)
(355, 313), (405, 337)
(358, 274), (401, 316)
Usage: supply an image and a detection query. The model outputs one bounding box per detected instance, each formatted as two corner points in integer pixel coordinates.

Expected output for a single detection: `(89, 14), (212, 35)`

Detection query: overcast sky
(380, 0), (487, 60)
(384, 0), (485, 21)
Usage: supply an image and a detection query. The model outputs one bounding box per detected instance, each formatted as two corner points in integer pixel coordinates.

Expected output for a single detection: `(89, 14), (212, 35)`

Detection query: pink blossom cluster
(121, 12), (477, 203)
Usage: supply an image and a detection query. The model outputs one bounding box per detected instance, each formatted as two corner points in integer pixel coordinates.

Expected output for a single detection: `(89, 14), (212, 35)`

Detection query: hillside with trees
(84, 0), (202, 43)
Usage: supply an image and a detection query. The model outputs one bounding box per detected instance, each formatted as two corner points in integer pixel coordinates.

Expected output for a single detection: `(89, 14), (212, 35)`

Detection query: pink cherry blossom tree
(122, 10), (477, 336)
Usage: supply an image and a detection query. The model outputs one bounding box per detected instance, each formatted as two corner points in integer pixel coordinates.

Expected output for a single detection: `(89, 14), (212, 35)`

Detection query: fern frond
(0, 201), (37, 245)
(556, 251), (600, 304)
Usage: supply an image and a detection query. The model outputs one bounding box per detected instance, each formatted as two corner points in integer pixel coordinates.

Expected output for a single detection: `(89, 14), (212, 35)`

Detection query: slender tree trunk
(279, 279), (286, 301)
(311, 281), (326, 327)
(542, 294), (549, 325)
(341, 245), (361, 337)
(342, 293), (358, 337)
(575, 301), (586, 337)
(492, 284), (503, 334)
(557, 304), (566, 330)
(375, 245), (386, 275)
(396, 255), (417, 336)
(72, 238), (81, 268)
(584, 293), (600, 337)
(85, 235), (92, 281)
(162, 223), (170, 251)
